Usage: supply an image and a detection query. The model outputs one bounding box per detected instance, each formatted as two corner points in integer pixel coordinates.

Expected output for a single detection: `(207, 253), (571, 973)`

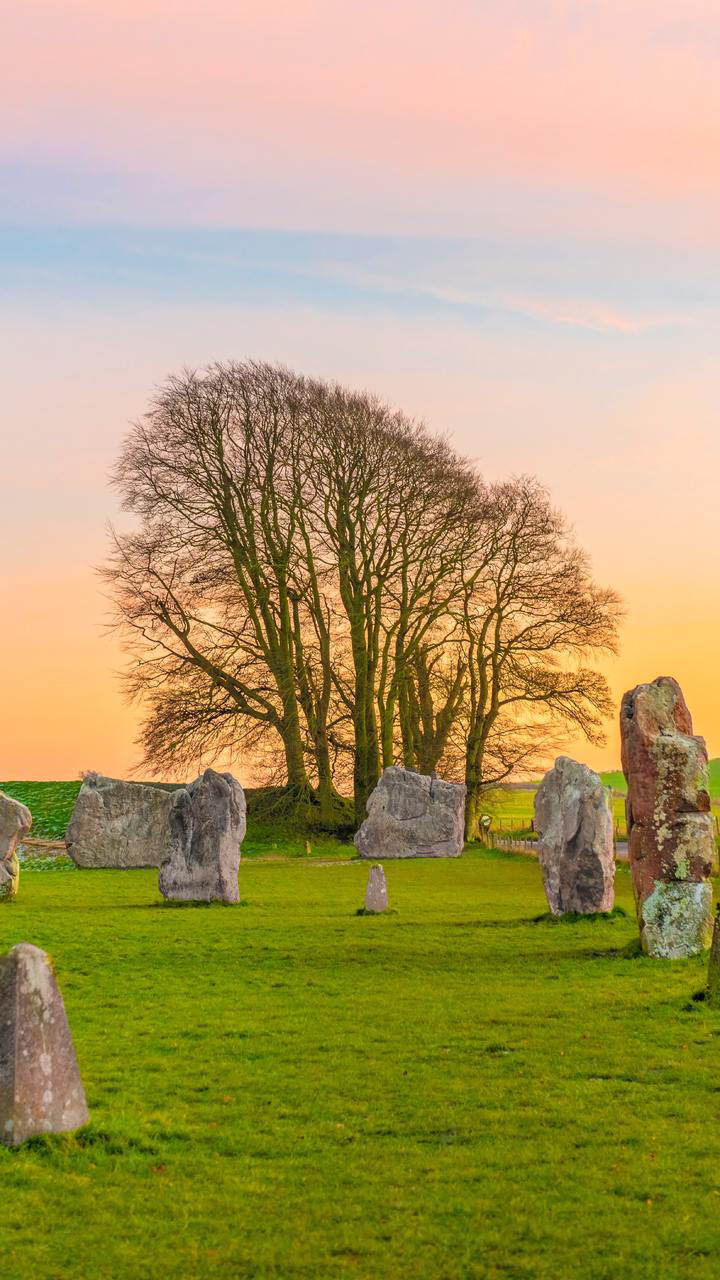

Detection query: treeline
(105, 361), (622, 837)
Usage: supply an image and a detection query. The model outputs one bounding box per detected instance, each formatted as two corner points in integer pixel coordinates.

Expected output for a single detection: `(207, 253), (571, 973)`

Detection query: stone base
(639, 880), (713, 958)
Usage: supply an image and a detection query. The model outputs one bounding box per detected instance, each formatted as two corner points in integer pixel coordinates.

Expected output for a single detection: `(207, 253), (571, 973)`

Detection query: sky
(2, 0), (720, 780)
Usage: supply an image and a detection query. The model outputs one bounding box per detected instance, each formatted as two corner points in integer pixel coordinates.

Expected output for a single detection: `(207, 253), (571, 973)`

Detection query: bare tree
(459, 478), (622, 838)
(105, 362), (345, 818)
(105, 365), (621, 838)
(300, 381), (486, 821)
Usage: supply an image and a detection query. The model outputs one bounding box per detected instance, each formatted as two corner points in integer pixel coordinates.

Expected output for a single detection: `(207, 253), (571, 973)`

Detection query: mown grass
(1, 855), (720, 1279)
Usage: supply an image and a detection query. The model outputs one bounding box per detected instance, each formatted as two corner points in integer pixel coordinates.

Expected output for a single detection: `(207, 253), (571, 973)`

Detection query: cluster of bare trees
(105, 361), (622, 838)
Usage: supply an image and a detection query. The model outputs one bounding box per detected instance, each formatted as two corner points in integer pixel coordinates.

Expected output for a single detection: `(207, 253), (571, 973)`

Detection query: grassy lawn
(1, 854), (720, 1279)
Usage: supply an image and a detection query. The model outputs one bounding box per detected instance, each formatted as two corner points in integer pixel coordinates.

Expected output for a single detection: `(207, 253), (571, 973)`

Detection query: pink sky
(2, 2), (719, 780)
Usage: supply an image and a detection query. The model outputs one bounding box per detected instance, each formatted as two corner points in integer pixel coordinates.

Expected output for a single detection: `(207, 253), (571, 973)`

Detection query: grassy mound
(0, 856), (718, 1279)
(0, 780), (355, 857)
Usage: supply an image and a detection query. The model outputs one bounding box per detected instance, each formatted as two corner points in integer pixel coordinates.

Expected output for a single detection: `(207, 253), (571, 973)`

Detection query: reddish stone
(620, 676), (714, 957)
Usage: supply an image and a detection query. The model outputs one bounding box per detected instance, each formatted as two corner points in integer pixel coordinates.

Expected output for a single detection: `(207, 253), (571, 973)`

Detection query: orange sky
(2, 2), (720, 780)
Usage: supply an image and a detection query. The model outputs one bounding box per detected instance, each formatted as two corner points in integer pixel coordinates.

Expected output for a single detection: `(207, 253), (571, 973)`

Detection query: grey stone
(354, 767), (465, 859)
(0, 854), (19, 903)
(159, 769), (246, 903)
(0, 943), (88, 1146)
(364, 864), (388, 913)
(0, 791), (30, 902)
(65, 774), (179, 868)
(534, 757), (615, 914)
(641, 881), (713, 959)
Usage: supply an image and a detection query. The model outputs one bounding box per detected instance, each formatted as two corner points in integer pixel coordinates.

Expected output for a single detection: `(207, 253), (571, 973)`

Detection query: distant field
(598, 761), (720, 796)
(480, 760), (720, 837)
(0, 781), (81, 840)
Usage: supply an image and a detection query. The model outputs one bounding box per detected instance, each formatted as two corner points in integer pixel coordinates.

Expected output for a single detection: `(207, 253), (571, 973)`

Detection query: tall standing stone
(620, 676), (714, 958)
(159, 769), (246, 903)
(534, 757), (614, 914)
(0, 943), (88, 1146)
(354, 767), (465, 859)
(364, 864), (388, 914)
(0, 790), (31, 902)
(65, 774), (181, 868)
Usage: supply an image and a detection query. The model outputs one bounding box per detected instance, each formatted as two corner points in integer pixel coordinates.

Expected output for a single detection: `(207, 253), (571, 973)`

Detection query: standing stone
(0, 943), (88, 1146)
(159, 769), (246, 903)
(364, 864), (388, 914)
(0, 791), (31, 902)
(354, 767), (465, 859)
(620, 676), (714, 958)
(65, 774), (180, 868)
(534, 757), (614, 915)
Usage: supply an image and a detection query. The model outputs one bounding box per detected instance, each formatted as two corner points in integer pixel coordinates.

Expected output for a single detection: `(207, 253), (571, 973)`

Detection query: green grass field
(1, 854), (720, 1279)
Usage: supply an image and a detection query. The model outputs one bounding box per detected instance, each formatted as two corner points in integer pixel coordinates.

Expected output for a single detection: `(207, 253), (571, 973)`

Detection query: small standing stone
(621, 676), (714, 957)
(364, 864), (388, 914)
(0, 790), (31, 902)
(0, 943), (89, 1146)
(534, 757), (614, 915)
(159, 769), (246, 903)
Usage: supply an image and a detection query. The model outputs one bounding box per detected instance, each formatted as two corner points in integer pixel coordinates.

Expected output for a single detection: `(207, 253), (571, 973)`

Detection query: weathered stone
(0, 943), (88, 1146)
(65, 774), (179, 868)
(621, 676), (714, 957)
(159, 769), (246, 903)
(364, 864), (388, 914)
(0, 853), (19, 903)
(0, 791), (30, 902)
(354, 767), (465, 859)
(534, 757), (614, 915)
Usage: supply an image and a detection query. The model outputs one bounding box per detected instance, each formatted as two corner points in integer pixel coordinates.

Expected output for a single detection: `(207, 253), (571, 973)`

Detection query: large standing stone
(354, 767), (465, 859)
(620, 676), (714, 958)
(0, 791), (31, 902)
(364, 864), (388, 914)
(534, 757), (614, 915)
(65, 774), (179, 868)
(159, 769), (246, 903)
(0, 943), (88, 1146)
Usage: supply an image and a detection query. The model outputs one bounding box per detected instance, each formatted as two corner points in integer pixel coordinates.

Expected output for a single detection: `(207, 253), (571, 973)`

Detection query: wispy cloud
(315, 261), (699, 334)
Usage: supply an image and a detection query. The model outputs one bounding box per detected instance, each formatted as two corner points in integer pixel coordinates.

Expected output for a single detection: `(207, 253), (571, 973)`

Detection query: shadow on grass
(531, 906), (628, 925)
(150, 899), (251, 910)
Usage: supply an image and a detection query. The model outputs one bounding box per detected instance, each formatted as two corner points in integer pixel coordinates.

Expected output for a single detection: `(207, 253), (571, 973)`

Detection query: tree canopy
(105, 360), (623, 834)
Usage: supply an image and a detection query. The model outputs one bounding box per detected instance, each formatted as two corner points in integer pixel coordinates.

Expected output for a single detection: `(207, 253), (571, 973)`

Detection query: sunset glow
(3, 1), (719, 779)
